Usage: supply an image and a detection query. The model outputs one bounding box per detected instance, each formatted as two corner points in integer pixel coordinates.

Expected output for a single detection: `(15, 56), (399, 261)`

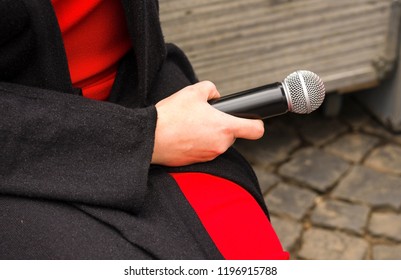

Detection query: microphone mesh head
(283, 70), (325, 114)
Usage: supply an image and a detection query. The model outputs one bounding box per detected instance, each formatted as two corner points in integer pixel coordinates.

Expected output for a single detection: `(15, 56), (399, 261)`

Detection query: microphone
(209, 70), (326, 119)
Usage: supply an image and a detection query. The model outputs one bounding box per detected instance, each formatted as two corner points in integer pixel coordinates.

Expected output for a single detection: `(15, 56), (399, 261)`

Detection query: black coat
(0, 0), (268, 259)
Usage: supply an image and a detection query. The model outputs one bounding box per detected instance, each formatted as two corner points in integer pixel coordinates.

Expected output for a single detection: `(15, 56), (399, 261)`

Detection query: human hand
(151, 81), (264, 166)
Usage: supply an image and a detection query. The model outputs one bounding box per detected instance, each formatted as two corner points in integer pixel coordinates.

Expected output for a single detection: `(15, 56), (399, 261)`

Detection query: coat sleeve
(0, 82), (157, 213)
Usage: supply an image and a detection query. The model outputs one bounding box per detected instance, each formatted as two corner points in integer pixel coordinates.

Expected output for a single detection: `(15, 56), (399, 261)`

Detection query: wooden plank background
(159, 0), (397, 95)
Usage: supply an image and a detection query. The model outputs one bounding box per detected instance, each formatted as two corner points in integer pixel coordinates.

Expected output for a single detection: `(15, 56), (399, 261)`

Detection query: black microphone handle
(209, 82), (289, 119)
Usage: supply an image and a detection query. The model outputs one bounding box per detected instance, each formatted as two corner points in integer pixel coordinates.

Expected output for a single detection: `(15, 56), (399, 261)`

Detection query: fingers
(228, 116), (265, 140)
(194, 81), (264, 140)
(189, 81), (265, 140)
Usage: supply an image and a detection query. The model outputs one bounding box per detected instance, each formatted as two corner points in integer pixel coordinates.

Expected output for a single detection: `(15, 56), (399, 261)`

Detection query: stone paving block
(264, 182), (318, 220)
(278, 148), (350, 192)
(372, 244), (401, 260)
(365, 144), (401, 175)
(298, 228), (369, 260)
(270, 215), (302, 252)
(333, 166), (401, 209)
(368, 212), (401, 242)
(361, 118), (399, 141)
(324, 133), (380, 163)
(391, 135), (401, 146)
(253, 166), (279, 194)
(294, 115), (348, 146)
(310, 199), (370, 235)
(234, 119), (301, 167)
(361, 119), (401, 147)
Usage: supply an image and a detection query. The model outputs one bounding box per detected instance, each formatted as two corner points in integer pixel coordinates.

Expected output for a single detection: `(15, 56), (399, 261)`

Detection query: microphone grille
(283, 70), (326, 114)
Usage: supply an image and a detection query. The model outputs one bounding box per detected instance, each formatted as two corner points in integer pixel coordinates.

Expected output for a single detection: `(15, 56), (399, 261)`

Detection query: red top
(51, 0), (132, 100)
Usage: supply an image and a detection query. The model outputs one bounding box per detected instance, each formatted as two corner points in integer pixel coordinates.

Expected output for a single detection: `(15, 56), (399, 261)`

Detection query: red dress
(51, 0), (289, 260)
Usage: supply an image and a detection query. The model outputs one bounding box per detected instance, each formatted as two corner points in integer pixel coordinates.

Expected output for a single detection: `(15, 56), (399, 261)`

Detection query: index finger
(228, 116), (265, 140)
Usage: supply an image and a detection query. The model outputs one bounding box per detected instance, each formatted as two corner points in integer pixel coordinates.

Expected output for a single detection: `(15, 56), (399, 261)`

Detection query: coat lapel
(20, 0), (74, 94)
(120, 0), (166, 105)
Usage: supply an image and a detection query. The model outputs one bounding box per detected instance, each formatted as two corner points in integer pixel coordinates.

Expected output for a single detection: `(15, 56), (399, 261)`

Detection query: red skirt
(170, 172), (289, 260)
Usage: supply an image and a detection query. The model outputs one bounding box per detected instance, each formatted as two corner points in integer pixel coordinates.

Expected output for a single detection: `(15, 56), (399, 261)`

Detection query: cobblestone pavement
(234, 94), (401, 260)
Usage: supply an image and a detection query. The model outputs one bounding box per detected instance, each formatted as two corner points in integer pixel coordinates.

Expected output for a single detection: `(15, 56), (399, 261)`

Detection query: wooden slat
(159, 0), (395, 95)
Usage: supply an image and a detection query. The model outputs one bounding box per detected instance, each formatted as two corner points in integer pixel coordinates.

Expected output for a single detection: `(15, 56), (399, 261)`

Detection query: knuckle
(213, 128), (233, 155)
(201, 80), (217, 92)
(212, 144), (228, 156)
(221, 125), (232, 136)
(185, 83), (198, 94)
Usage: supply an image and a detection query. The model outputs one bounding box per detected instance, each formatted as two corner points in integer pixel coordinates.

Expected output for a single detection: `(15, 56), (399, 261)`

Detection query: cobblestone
(298, 228), (369, 260)
(278, 148), (350, 192)
(333, 166), (401, 209)
(265, 183), (318, 220)
(252, 166), (279, 194)
(365, 144), (401, 175)
(294, 116), (348, 146)
(324, 133), (380, 163)
(270, 215), (302, 253)
(372, 245), (401, 260)
(310, 199), (370, 235)
(368, 212), (401, 242)
(361, 118), (399, 141)
(239, 94), (401, 259)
